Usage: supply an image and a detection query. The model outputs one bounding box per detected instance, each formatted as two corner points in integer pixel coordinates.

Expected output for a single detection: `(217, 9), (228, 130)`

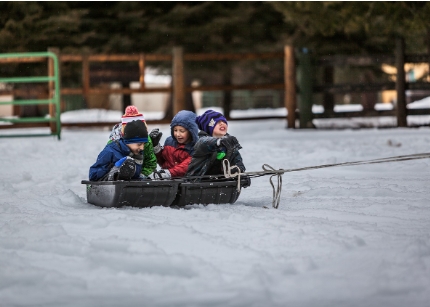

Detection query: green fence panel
(0, 52), (61, 139)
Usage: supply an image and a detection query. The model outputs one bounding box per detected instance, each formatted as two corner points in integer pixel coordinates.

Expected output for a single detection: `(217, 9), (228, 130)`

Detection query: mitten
(149, 128), (163, 147)
(241, 175), (251, 188)
(153, 145), (163, 154)
(150, 169), (171, 179)
(107, 157), (126, 180)
(107, 156), (136, 181)
(218, 135), (241, 152)
(139, 174), (151, 180)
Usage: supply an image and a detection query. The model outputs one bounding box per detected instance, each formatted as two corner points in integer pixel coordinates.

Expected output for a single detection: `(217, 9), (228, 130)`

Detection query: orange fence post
(139, 53), (145, 89)
(172, 47), (185, 115)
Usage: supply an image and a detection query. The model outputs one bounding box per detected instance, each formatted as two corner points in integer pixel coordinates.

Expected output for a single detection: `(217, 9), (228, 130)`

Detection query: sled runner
(81, 177), (251, 208)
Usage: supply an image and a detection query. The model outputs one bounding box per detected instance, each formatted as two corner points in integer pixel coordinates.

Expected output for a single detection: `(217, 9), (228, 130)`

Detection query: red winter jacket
(156, 138), (193, 177)
(155, 110), (199, 177)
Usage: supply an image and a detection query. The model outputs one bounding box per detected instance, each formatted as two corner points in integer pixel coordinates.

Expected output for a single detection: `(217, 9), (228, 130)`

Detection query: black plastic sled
(81, 177), (250, 208)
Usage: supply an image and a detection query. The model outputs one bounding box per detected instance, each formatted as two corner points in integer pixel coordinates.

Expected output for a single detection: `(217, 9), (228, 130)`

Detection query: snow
(1, 100), (430, 306)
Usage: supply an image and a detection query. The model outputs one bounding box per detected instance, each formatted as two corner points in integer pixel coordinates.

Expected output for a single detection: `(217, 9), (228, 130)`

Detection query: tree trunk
(222, 65), (233, 119)
(323, 66), (334, 114)
(121, 82), (131, 113)
(427, 27), (430, 81)
(360, 70), (377, 111)
(185, 74), (195, 113)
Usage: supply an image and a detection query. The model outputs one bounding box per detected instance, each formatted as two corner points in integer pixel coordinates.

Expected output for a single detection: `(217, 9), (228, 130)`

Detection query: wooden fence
(299, 38), (430, 128)
(1, 39), (430, 130)
(58, 47), (290, 122)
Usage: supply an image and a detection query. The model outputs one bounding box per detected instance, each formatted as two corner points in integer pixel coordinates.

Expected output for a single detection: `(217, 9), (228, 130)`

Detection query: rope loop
(262, 164), (283, 209)
(222, 159), (241, 192)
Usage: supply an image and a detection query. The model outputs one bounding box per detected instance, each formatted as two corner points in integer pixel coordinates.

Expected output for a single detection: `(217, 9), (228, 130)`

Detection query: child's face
(212, 121), (228, 138)
(173, 125), (190, 144)
(127, 142), (145, 155)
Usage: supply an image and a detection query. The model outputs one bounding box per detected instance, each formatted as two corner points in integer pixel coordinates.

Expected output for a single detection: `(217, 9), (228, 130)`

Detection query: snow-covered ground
(60, 95), (430, 129)
(1, 100), (430, 306)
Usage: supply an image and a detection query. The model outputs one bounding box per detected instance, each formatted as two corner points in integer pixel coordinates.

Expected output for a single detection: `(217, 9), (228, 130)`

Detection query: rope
(222, 159), (242, 192)
(262, 164), (283, 209)
(151, 152), (430, 209)
(242, 152), (430, 178)
(221, 160), (283, 208)
(219, 152), (430, 209)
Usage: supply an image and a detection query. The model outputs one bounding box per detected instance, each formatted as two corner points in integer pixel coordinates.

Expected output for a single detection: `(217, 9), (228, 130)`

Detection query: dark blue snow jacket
(89, 139), (143, 181)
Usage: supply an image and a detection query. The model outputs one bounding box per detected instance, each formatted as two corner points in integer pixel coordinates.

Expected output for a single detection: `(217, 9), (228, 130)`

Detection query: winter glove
(153, 145), (162, 154)
(139, 174), (151, 180)
(114, 156), (128, 167)
(107, 156), (136, 181)
(218, 135), (242, 152)
(149, 128), (163, 147)
(241, 175), (251, 188)
(150, 169), (171, 179)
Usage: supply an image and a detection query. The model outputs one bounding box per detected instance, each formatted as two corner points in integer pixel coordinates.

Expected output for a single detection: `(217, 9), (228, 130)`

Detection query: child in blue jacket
(107, 105), (157, 177)
(89, 120), (149, 181)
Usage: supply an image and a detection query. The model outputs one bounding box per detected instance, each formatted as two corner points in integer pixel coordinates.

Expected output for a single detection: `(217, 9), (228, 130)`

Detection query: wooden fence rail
(1, 39), (430, 130)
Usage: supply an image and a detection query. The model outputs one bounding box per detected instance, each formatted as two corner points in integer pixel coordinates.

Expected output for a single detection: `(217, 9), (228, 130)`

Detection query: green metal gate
(0, 52), (61, 139)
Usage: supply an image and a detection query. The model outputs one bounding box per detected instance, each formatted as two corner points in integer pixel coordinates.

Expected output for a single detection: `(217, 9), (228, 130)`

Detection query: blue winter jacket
(89, 139), (143, 181)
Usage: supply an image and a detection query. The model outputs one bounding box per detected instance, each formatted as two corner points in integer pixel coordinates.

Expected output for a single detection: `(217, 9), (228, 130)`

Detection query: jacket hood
(170, 110), (199, 145)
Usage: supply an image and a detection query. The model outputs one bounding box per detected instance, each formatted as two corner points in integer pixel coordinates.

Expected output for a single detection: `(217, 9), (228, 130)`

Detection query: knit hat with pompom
(121, 105), (146, 133)
(122, 106), (145, 125)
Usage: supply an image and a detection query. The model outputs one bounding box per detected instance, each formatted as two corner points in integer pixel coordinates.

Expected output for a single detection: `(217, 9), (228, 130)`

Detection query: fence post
(297, 48), (314, 128)
(284, 45), (296, 128)
(172, 47), (185, 115)
(48, 47), (60, 134)
(323, 66), (334, 114)
(139, 53), (145, 89)
(82, 53), (90, 109)
(395, 37), (407, 127)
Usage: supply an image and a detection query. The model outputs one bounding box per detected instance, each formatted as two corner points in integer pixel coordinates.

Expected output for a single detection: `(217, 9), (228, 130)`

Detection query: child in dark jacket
(107, 105), (157, 177)
(186, 110), (246, 178)
(89, 120), (149, 181)
(149, 110), (199, 179)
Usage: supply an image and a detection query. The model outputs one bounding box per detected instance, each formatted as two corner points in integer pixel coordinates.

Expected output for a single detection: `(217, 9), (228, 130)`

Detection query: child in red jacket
(149, 110), (199, 179)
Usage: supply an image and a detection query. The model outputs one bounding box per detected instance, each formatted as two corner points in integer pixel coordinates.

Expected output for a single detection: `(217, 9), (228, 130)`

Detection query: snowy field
(1, 106), (430, 306)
